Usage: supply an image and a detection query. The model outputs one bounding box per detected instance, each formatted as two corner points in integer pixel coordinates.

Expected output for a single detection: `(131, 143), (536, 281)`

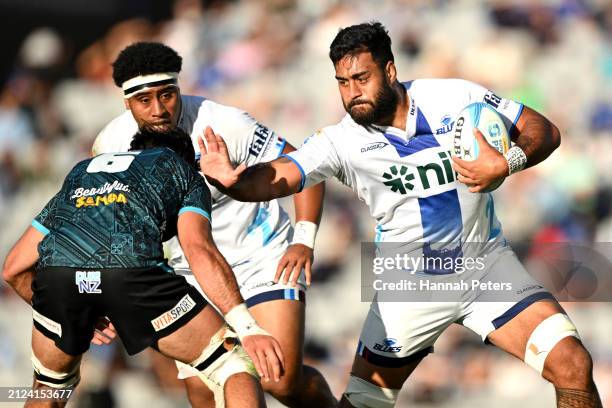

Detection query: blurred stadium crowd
(1, 0), (612, 407)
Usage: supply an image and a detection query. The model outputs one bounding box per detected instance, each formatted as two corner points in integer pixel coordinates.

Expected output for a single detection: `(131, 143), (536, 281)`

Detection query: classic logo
(75, 271), (102, 294)
(435, 114), (454, 135)
(382, 151), (456, 195)
(373, 337), (402, 353)
(361, 142), (389, 153)
(151, 294), (196, 332)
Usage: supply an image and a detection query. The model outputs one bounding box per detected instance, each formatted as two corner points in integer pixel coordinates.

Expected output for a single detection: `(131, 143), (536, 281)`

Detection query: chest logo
(435, 115), (454, 135)
(381, 151), (456, 194)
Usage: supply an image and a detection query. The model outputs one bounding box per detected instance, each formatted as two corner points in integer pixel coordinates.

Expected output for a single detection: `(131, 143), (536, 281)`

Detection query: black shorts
(31, 265), (208, 356)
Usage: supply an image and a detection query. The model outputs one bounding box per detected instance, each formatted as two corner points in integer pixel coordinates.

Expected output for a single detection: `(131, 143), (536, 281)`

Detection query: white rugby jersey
(93, 95), (291, 271)
(287, 79), (523, 269)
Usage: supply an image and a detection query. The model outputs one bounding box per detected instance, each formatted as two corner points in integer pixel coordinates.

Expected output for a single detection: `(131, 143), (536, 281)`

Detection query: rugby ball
(452, 102), (511, 191)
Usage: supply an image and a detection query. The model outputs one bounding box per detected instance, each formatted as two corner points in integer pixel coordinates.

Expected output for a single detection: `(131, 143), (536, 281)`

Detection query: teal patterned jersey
(32, 148), (212, 268)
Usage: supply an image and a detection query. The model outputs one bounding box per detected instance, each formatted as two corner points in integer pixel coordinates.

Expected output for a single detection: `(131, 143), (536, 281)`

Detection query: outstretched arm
(198, 127), (303, 202)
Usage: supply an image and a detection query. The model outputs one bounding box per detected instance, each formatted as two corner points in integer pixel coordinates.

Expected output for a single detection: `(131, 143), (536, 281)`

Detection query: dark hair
(329, 22), (394, 68)
(112, 42), (182, 87)
(129, 128), (196, 169)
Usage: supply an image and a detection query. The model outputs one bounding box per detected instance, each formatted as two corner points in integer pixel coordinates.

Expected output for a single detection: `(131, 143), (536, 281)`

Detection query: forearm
(185, 245), (243, 315)
(2, 226), (42, 305)
(293, 182), (324, 224)
(513, 106), (561, 170)
(5, 269), (34, 304)
(225, 160), (301, 202)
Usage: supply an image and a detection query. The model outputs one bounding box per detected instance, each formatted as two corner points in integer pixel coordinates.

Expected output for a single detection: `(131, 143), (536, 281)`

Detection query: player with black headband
(92, 42), (335, 408)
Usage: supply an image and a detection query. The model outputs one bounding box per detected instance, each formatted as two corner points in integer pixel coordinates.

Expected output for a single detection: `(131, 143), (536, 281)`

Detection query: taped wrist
(291, 221), (318, 249)
(504, 146), (527, 175)
(224, 303), (269, 340)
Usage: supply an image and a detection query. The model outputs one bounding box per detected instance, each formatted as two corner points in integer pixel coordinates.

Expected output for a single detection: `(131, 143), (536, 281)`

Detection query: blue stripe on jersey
(383, 109), (440, 157)
(280, 154), (306, 192)
(179, 207), (211, 221)
(247, 207), (274, 245)
(418, 189), (463, 274)
(514, 104), (524, 126)
(32, 220), (50, 235)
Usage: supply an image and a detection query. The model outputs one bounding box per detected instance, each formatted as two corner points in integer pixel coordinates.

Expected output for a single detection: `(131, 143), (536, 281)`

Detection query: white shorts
(172, 231), (307, 308)
(357, 245), (554, 367)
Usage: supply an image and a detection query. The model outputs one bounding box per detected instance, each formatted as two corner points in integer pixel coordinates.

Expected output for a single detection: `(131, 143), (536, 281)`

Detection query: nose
(348, 81), (362, 100)
(151, 98), (167, 117)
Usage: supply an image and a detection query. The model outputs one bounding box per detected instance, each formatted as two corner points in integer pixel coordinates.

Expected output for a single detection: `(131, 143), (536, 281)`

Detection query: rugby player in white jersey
(199, 22), (602, 408)
(91, 42), (335, 407)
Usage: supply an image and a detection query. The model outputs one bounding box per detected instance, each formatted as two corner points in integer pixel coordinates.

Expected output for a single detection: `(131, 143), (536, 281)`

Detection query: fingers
(266, 344), (283, 383)
(274, 258), (287, 283)
(91, 330), (112, 345)
(256, 348), (270, 382)
(204, 126), (218, 153)
(233, 163), (247, 178)
(272, 339), (285, 374)
(452, 157), (474, 178)
(473, 127), (489, 149)
(304, 258), (312, 287)
(91, 318), (117, 345)
(456, 173), (477, 186)
(288, 261), (304, 287)
(198, 133), (208, 155)
(283, 261), (297, 285)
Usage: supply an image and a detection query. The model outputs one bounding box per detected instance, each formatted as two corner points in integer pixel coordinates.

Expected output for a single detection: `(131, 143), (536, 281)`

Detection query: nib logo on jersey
(373, 338), (402, 353)
(382, 151), (456, 195)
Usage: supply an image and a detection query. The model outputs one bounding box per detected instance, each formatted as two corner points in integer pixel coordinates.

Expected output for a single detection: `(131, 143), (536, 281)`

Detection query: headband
(122, 72), (179, 99)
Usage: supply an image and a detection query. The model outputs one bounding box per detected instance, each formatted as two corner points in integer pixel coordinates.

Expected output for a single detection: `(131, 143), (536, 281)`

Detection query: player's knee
(31, 353), (80, 389)
(524, 313), (581, 376)
(185, 378), (215, 408)
(343, 375), (399, 408)
(261, 370), (299, 401)
(189, 328), (259, 399)
(545, 339), (594, 388)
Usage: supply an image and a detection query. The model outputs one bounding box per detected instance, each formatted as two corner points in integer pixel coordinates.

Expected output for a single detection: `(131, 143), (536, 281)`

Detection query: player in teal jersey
(3, 128), (284, 408)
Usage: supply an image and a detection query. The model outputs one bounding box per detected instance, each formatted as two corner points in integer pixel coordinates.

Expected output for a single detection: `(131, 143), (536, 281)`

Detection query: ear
(123, 99), (130, 109)
(385, 61), (397, 83)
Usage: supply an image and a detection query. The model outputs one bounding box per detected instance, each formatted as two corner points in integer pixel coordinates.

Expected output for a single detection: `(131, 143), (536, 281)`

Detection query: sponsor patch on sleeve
(248, 124), (274, 159)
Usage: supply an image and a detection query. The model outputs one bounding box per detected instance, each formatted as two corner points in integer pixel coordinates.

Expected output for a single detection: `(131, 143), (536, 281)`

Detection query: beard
(346, 82), (399, 126)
